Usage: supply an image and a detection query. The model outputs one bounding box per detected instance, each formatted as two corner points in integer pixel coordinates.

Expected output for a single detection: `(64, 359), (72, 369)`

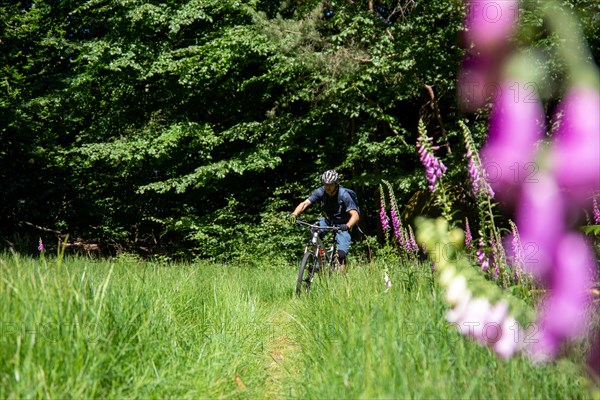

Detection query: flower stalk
(417, 119), (452, 221)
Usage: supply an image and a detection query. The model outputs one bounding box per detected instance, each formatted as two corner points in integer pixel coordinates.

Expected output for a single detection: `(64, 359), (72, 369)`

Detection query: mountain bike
(295, 220), (342, 296)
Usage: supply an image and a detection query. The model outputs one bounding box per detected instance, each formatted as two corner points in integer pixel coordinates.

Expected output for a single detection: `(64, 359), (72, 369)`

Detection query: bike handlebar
(295, 219), (341, 231)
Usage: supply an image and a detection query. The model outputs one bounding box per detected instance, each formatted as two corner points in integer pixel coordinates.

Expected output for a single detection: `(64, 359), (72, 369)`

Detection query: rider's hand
(339, 224), (349, 231)
(289, 214), (297, 225)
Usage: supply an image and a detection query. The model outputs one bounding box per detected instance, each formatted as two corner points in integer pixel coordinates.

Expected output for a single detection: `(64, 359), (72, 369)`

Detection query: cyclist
(289, 170), (360, 268)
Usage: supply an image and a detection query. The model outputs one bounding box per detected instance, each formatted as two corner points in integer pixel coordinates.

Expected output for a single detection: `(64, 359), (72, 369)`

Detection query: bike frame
(295, 220), (341, 295)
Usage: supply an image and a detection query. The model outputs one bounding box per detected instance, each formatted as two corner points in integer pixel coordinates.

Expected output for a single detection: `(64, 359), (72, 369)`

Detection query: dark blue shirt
(308, 186), (358, 224)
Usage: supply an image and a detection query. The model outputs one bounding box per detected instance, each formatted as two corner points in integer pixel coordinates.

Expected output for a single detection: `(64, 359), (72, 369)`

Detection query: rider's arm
(292, 199), (312, 217)
(346, 209), (359, 229)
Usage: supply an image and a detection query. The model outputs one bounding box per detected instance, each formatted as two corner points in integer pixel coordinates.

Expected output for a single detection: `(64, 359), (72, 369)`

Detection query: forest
(1, 0), (599, 262)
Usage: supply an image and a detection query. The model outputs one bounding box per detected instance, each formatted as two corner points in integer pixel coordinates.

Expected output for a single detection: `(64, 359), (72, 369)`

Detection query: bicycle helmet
(321, 170), (339, 185)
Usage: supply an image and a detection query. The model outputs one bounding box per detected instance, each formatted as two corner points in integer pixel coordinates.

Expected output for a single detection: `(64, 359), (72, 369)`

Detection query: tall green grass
(284, 261), (591, 399)
(0, 252), (593, 399)
(0, 253), (290, 398)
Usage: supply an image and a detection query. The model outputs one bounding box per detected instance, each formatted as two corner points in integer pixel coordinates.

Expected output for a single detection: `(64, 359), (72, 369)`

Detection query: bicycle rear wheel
(296, 251), (316, 295)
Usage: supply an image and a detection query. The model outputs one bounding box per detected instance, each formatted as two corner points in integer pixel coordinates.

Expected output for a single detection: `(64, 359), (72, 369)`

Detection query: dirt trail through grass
(262, 301), (302, 400)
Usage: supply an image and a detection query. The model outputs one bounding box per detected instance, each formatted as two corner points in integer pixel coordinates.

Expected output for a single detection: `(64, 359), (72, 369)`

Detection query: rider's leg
(337, 249), (347, 264)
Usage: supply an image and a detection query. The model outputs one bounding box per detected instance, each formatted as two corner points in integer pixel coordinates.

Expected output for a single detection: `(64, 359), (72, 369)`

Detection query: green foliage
(0, 1), (598, 260)
(582, 225), (600, 237)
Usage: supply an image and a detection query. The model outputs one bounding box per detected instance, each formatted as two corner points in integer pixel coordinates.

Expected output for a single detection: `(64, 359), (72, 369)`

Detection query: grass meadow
(0, 252), (594, 399)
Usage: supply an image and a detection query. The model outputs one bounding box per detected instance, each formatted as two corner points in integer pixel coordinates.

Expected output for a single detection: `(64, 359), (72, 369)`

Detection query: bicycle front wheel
(296, 251), (316, 295)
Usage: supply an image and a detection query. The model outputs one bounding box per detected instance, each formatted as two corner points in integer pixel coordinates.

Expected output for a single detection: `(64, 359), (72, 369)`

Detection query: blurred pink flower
(494, 316), (523, 359)
(483, 301), (509, 345)
(463, 0), (520, 52)
(516, 174), (566, 278)
(526, 328), (560, 363)
(457, 55), (494, 111)
(458, 298), (491, 341)
(527, 232), (595, 362)
(458, 1), (519, 112)
(551, 86), (600, 201)
(481, 81), (545, 203)
(542, 233), (595, 338)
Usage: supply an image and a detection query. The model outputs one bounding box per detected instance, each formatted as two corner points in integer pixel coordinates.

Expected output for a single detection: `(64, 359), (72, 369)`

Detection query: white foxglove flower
(445, 275), (468, 306)
(439, 266), (457, 286)
(482, 301), (510, 345)
(446, 290), (472, 324)
(458, 297), (491, 342)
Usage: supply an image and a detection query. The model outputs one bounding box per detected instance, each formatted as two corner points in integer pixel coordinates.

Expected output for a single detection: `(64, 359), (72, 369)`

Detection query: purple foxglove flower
(511, 230), (522, 267)
(516, 174), (566, 278)
(493, 256), (500, 278)
(504, 224), (524, 283)
(481, 258), (490, 271)
(440, 161), (447, 174)
(468, 157), (480, 195)
(463, 0), (519, 52)
(390, 206), (401, 239)
(418, 136), (446, 192)
(403, 229), (412, 254)
(476, 239), (488, 271)
(38, 239), (44, 252)
(551, 86), (600, 201)
(380, 208), (390, 231)
(408, 226), (419, 253)
(480, 81), (545, 204)
(379, 193), (390, 231)
(594, 197), (600, 225)
(476, 248), (485, 265)
(464, 219), (473, 249)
